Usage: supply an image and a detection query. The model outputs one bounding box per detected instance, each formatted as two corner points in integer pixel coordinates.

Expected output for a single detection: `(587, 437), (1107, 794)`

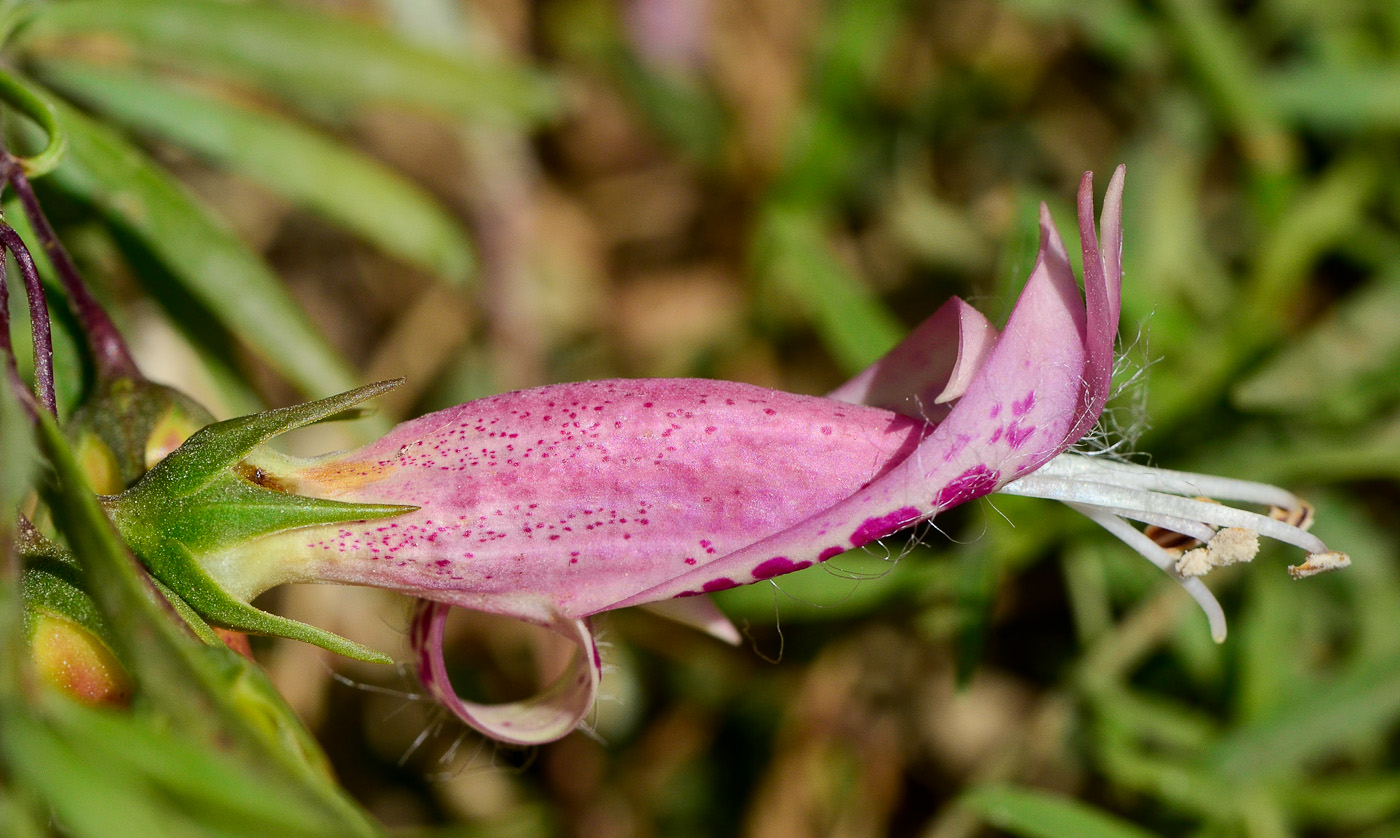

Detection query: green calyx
(108, 381), (414, 664)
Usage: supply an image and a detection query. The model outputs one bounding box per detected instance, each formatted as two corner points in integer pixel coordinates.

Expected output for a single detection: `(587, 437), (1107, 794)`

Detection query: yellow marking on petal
(294, 459), (398, 493)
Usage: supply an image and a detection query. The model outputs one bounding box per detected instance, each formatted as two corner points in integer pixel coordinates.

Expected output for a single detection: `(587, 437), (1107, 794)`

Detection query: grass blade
(41, 92), (359, 396)
(42, 61), (475, 284)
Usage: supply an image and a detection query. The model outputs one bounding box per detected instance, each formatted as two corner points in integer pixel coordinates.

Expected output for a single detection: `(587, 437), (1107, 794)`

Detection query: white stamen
(1288, 552), (1351, 579)
(1175, 549), (1214, 578)
(1000, 475), (1327, 554)
(1002, 453), (1350, 644)
(1173, 527), (1259, 577)
(1036, 453), (1303, 510)
(1066, 502), (1227, 642)
(1207, 527), (1259, 566)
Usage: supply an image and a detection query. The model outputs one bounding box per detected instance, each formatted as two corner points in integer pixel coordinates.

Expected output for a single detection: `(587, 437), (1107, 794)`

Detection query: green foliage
(961, 784), (1160, 838)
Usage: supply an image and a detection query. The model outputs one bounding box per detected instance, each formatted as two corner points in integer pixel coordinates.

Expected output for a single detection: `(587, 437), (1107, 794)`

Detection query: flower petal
(282, 380), (927, 618)
(609, 182), (1117, 608)
(826, 296), (998, 421)
(1068, 165), (1125, 446)
(410, 600), (600, 745)
(640, 596), (742, 645)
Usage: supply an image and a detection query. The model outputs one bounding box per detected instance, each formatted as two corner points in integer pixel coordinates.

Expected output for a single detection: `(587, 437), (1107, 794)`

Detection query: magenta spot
(850, 506), (921, 547)
(989, 403), (1002, 419)
(1005, 421), (1035, 450)
(763, 408), (776, 416)
(752, 556), (809, 579)
(818, 546), (844, 561)
(932, 464), (1000, 509)
(1012, 391), (1036, 416)
(702, 577), (738, 593)
(988, 426), (1003, 444)
(943, 433), (972, 462)
(821, 425), (833, 436)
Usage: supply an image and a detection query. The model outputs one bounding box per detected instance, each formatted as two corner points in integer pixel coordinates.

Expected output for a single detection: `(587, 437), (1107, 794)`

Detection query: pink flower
(201, 167), (1345, 744)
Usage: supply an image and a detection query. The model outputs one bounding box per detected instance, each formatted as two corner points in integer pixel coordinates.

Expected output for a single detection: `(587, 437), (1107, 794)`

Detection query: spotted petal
(609, 170), (1121, 608)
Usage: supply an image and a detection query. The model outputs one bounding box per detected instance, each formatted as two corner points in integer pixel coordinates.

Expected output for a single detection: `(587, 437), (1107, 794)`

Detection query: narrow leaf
(961, 784), (1159, 838)
(20, 0), (556, 124)
(755, 207), (903, 373)
(1211, 650), (1400, 782)
(38, 91), (359, 397)
(42, 61), (475, 284)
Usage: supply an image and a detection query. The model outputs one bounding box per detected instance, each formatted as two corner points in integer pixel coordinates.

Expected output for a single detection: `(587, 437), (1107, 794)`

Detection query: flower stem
(3, 158), (141, 381)
(0, 221), (54, 415)
(0, 247), (31, 408)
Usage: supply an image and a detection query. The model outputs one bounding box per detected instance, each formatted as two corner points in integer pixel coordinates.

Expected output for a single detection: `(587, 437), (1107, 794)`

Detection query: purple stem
(5, 162), (140, 381)
(0, 249), (31, 405)
(0, 223), (55, 415)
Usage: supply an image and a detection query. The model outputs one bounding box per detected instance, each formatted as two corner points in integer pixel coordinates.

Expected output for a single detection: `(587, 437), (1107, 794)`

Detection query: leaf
(19, 0), (556, 125)
(755, 207), (903, 373)
(1267, 66), (1400, 132)
(961, 784), (1160, 838)
(0, 712), (174, 838)
(38, 90), (360, 397)
(1210, 650), (1400, 782)
(41, 61), (475, 284)
(41, 696), (345, 837)
(0, 369), (35, 514)
(0, 66), (66, 176)
(1234, 268), (1400, 423)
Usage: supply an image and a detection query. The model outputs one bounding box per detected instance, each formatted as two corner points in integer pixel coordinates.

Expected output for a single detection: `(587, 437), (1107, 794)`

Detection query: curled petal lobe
(411, 601), (600, 746)
(827, 296), (998, 420)
(1071, 165), (1125, 446)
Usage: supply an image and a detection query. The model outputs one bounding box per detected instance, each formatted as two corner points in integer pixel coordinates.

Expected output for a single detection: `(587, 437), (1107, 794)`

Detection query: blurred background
(9, 0), (1400, 835)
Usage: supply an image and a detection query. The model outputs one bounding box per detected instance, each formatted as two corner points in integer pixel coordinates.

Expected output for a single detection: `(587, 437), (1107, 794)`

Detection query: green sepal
(14, 524), (99, 636)
(128, 379), (402, 499)
(123, 470), (415, 558)
(101, 381), (412, 662)
(21, 558), (107, 641)
(132, 539), (392, 665)
(149, 577), (225, 648)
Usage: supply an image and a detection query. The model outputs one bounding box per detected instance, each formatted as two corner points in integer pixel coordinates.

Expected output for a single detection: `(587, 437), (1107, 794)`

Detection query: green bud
(19, 537), (131, 705)
(29, 609), (132, 705)
(66, 376), (216, 490)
